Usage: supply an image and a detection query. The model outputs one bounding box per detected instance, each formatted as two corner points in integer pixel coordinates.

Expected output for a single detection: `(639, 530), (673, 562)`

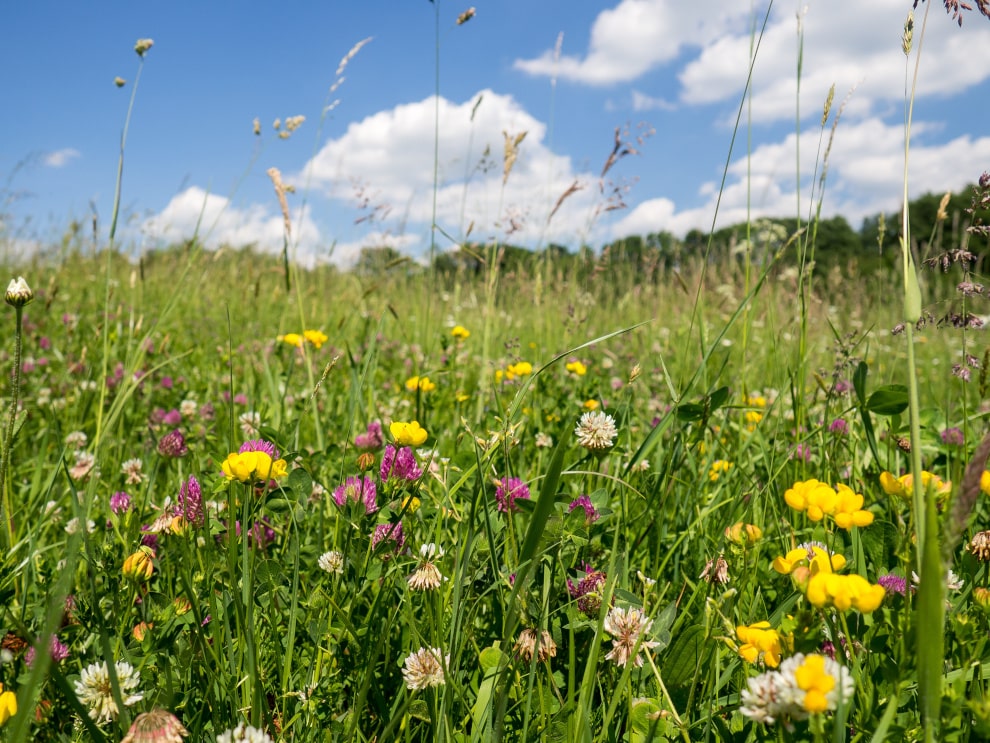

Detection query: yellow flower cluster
(221, 451), (288, 483)
(405, 375), (436, 393)
(794, 655), (836, 713)
(495, 361), (533, 382)
(879, 470), (952, 500)
(565, 360), (587, 376)
(390, 420), (428, 446)
(0, 682), (15, 725)
(783, 479), (873, 529)
(735, 622), (782, 667)
(773, 545), (845, 575)
(277, 329), (328, 349)
(451, 325), (470, 340)
(123, 546), (155, 582)
(725, 522), (762, 546)
(773, 545), (884, 613)
(709, 460), (732, 482)
(805, 572), (885, 613)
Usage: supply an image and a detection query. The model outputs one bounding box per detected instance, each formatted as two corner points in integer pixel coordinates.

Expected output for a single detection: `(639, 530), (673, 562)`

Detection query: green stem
(0, 304), (24, 547)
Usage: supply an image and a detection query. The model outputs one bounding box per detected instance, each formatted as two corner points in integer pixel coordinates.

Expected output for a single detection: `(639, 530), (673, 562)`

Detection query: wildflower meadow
(4, 3), (990, 742)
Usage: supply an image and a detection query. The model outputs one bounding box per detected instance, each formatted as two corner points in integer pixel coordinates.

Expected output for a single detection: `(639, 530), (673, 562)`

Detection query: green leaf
(866, 385), (909, 416)
(662, 624), (707, 688)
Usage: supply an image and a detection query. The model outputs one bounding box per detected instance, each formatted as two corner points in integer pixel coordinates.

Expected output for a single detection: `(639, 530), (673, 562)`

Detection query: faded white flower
(603, 606), (659, 667)
(535, 432), (554, 448)
(408, 561), (445, 591)
(215, 723), (273, 743)
(239, 411), (261, 437)
(574, 411), (618, 450)
(64, 431), (88, 449)
(179, 399), (198, 418)
(402, 647), (448, 690)
(74, 660), (143, 723)
(122, 708), (189, 743)
(121, 458), (146, 485)
(514, 628), (557, 663)
(318, 551), (344, 575)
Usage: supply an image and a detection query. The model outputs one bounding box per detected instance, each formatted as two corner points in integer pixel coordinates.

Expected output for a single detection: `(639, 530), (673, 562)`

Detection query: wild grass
(2, 3), (990, 742)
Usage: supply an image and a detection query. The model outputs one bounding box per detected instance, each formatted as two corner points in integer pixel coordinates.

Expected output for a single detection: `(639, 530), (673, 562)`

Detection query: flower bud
(357, 452), (376, 471)
(122, 546), (155, 582)
(5, 277), (33, 307)
(134, 38), (154, 57)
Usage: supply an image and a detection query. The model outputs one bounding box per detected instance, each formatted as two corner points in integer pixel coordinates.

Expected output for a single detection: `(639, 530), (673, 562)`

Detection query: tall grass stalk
(900, 3), (943, 739)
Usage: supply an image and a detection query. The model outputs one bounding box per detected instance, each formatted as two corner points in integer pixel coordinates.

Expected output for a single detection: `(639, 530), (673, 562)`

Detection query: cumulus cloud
(43, 148), (80, 168)
(679, 0), (990, 125)
(300, 89), (627, 250)
(611, 116), (990, 239)
(513, 0), (747, 86)
(141, 186), (327, 264)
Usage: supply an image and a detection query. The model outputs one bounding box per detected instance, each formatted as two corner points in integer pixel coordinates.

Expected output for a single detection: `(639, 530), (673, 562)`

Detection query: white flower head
(318, 551), (344, 575)
(216, 723), (274, 743)
(74, 660), (143, 723)
(402, 647), (448, 690)
(574, 411), (618, 450)
(603, 606), (659, 667)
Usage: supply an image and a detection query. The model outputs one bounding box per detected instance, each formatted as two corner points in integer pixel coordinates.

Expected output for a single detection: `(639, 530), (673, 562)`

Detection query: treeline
(373, 184), (987, 281)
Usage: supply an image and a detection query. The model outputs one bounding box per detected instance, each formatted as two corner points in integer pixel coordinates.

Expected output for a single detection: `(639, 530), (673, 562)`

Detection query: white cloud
(514, 0), (747, 86)
(612, 115), (990, 238)
(43, 148), (80, 168)
(141, 186), (326, 264)
(679, 1), (990, 125)
(631, 90), (675, 112)
(300, 90), (623, 250)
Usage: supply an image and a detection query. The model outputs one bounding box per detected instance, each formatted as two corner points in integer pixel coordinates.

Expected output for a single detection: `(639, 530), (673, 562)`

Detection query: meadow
(3, 4), (990, 742)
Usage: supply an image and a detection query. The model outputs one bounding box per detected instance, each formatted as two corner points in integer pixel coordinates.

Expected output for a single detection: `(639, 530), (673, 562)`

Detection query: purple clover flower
(877, 573), (908, 596)
(828, 418), (848, 436)
(380, 445), (422, 482)
(239, 439), (279, 458)
(109, 491), (132, 515)
(175, 475), (204, 527)
(355, 421), (383, 450)
(495, 477), (531, 513)
(567, 564), (607, 619)
(371, 521), (406, 558)
(568, 495), (600, 525)
(941, 427), (965, 446)
(333, 475), (378, 514)
(157, 429), (188, 458)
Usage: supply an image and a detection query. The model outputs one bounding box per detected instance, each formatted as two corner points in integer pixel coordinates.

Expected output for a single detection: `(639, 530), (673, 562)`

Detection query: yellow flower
(451, 325), (470, 340)
(123, 546), (155, 582)
(0, 683), (16, 726)
(879, 470), (951, 499)
(832, 483), (874, 529)
(709, 460), (732, 482)
(783, 479), (838, 521)
(455, 391), (470, 403)
(981, 471), (990, 496)
(506, 361), (533, 379)
(402, 495), (421, 512)
(772, 545), (845, 575)
(805, 572), (884, 613)
(278, 333), (304, 348)
(566, 360), (587, 376)
(744, 410), (763, 425)
(390, 420), (428, 447)
(405, 375), (436, 393)
(746, 394), (767, 408)
(794, 655), (836, 713)
(583, 399), (600, 411)
(303, 329), (328, 348)
(725, 522), (762, 546)
(221, 451), (287, 482)
(735, 622), (782, 668)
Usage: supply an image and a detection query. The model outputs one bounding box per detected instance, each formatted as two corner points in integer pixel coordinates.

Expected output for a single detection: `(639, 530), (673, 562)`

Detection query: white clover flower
(574, 411), (618, 450)
(402, 647), (448, 690)
(216, 723), (273, 743)
(318, 551), (344, 575)
(74, 660), (143, 723)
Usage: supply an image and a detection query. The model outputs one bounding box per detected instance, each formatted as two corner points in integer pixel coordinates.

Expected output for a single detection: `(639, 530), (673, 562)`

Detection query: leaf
(866, 384), (909, 416)
(662, 624), (707, 688)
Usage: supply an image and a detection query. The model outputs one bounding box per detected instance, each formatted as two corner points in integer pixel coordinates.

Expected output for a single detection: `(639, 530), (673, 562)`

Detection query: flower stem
(0, 304), (24, 547)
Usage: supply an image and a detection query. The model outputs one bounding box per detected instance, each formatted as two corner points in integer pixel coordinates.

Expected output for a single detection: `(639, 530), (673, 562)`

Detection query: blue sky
(3, 0), (990, 265)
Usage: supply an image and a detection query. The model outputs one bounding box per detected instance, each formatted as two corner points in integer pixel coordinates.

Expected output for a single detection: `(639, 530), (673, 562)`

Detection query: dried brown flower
(967, 531), (990, 561)
(514, 628), (557, 663)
